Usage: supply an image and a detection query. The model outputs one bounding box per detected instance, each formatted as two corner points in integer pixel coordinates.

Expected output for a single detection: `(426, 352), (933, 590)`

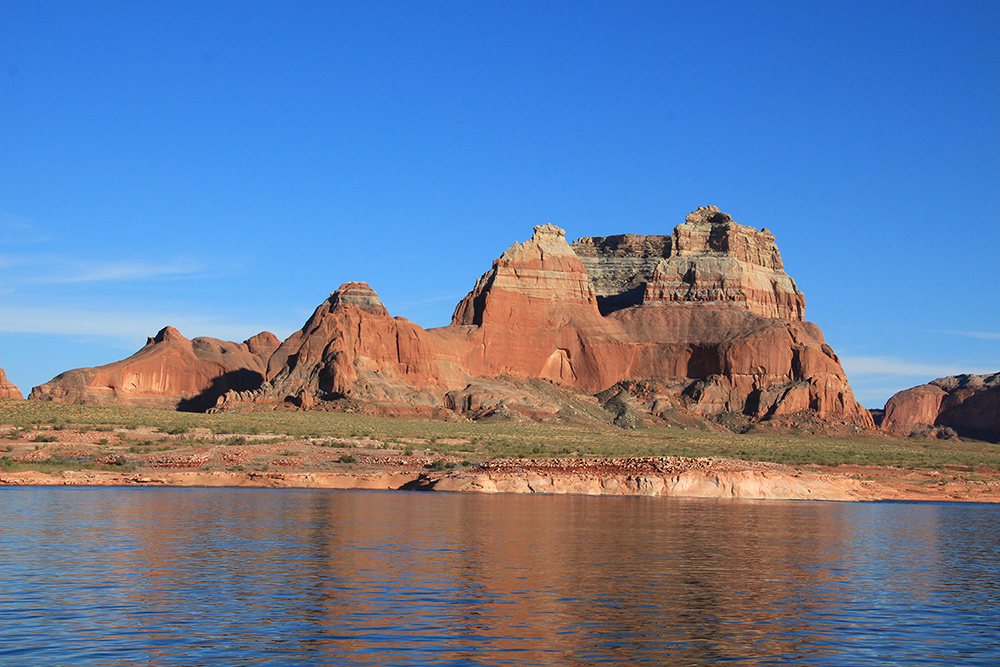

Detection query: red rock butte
(29, 206), (874, 430)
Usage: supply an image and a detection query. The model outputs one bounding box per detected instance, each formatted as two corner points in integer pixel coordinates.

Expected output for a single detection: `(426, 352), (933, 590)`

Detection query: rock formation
(29, 206), (873, 430)
(255, 282), (470, 411)
(0, 367), (22, 399)
(29, 327), (279, 411)
(882, 373), (1000, 442)
(573, 206), (805, 321)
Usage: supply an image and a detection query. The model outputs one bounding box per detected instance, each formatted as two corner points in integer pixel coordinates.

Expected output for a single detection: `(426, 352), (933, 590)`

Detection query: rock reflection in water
(0, 488), (997, 666)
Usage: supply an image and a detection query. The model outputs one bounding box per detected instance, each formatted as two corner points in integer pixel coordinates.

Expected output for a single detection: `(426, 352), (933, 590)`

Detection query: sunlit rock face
(883, 373), (1000, 442)
(0, 367), (22, 399)
(573, 206), (805, 321)
(29, 207), (873, 431)
(28, 326), (277, 411)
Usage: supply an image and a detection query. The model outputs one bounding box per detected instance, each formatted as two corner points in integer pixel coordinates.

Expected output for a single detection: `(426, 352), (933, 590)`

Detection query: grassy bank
(2, 398), (999, 471)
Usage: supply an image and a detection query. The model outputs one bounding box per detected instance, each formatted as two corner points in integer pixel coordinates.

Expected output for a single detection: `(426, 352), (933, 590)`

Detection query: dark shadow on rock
(398, 474), (438, 491)
(596, 286), (646, 316)
(177, 369), (265, 413)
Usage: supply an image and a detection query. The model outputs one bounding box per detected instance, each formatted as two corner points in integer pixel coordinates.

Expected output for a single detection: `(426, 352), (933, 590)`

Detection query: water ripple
(1, 488), (998, 665)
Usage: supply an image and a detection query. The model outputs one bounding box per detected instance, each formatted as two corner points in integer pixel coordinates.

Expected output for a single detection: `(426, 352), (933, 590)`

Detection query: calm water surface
(1, 487), (998, 666)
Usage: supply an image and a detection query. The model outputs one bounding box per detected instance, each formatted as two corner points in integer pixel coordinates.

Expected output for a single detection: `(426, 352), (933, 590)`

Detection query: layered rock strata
(30, 207), (872, 430)
(882, 373), (1000, 442)
(0, 367), (22, 399)
(29, 327), (278, 411)
(573, 206), (805, 321)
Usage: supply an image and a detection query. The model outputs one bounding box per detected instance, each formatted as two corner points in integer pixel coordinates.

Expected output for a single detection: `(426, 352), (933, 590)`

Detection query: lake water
(1, 488), (998, 666)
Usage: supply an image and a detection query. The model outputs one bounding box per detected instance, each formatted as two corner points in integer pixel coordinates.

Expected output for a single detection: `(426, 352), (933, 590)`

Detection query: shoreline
(3, 420), (999, 503)
(4, 455), (1000, 503)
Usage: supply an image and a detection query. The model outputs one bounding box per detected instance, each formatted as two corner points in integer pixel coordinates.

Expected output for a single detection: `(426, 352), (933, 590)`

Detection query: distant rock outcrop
(882, 373), (1000, 442)
(30, 206), (873, 430)
(0, 367), (22, 399)
(29, 327), (278, 411)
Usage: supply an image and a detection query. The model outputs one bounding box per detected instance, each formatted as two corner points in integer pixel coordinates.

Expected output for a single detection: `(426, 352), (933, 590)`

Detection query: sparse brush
(0, 400), (998, 471)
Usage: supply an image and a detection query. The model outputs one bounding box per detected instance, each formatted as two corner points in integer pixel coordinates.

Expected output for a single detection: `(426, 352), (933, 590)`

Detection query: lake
(1, 487), (997, 665)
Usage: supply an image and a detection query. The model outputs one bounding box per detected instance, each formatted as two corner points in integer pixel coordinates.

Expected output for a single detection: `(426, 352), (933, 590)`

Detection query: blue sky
(1, 1), (997, 408)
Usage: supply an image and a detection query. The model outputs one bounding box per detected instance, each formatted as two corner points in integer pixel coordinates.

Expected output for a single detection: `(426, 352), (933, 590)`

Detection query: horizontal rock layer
(572, 205), (804, 320)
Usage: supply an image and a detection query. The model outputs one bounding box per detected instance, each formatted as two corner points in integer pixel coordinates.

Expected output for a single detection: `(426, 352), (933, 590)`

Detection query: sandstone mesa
(29, 206), (873, 431)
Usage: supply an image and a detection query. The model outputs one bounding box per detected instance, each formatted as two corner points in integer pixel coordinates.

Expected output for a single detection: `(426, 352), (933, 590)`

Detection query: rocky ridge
(29, 207), (873, 430)
(29, 327), (278, 411)
(882, 373), (1000, 442)
(0, 367), (22, 400)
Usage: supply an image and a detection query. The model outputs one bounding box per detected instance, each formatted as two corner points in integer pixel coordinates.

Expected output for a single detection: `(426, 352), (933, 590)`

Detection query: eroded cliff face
(0, 368), (22, 400)
(251, 282), (470, 410)
(28, 327), (277, 411)
(573, 206), (805, 321)
(451, 224), (632, 390)
(30, 206), (872, 431)
(882, 373), (1000, 442)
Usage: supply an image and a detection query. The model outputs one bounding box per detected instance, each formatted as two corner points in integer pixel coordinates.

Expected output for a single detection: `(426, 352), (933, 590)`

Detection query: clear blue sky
(1, 1), (998, 408)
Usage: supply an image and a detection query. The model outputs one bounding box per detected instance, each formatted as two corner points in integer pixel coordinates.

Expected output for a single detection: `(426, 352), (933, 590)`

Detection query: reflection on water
(1, 488), (998, 665)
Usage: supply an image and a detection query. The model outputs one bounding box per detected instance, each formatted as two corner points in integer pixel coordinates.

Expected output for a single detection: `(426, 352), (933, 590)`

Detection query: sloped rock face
(0, 367), (23, 399)
(604, 305), (870, 425)
(451, 224), (632, 390)
(29, 327), (276, 411)
(255, 282), (470, 408)
(883, 373), (1000, 442)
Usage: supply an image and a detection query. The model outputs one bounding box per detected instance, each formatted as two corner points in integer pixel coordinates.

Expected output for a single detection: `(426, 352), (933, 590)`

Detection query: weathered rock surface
(31, 206), (872, 431)
(882, 373), (1000, 442)
(254, 282), (470, 409)
(0, 367), (22, 399)
(451, 223), (632, 390)
(574, 206), (805, 321)
(29, 327), (277, 411)
(572, 233), (672, 314)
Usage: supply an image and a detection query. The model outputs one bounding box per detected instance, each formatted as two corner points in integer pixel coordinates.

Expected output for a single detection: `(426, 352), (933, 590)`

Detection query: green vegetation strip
(2, 398), (1000, 471)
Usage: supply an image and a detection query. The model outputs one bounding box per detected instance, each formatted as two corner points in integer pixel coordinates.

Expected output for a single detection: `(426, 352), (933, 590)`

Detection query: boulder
(0, 367), (22, 399)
